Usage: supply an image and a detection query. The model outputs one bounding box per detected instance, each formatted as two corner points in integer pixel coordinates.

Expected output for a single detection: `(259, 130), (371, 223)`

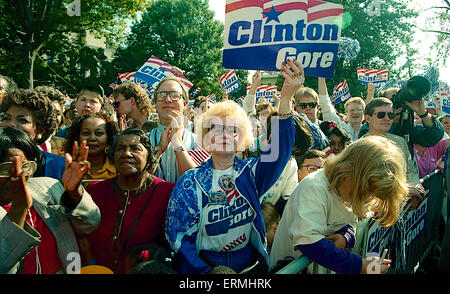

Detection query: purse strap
(121, 181), (162, 252)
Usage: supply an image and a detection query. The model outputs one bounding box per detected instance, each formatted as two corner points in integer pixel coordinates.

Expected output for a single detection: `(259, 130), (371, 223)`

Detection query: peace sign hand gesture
(62, 141), (90, 199)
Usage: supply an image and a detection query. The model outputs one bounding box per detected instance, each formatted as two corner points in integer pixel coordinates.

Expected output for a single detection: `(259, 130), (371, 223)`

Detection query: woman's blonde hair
(200, 100), (253, 152)
(324, 136), (409, 227)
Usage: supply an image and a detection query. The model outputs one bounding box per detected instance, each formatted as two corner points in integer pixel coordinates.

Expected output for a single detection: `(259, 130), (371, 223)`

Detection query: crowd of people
(0, 58), (448, 275)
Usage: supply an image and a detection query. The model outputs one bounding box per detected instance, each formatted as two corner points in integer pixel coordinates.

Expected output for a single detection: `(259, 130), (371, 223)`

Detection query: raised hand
(1, 157), (33, 228)
(118, 114), (134, 131)
(280, 58), (305, 99)
(62, 141), (90, 198)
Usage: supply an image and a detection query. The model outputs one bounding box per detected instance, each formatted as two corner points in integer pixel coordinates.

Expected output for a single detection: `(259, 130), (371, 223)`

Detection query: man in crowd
(363, 97), (420, 185)
(112, 82), (155, 129)
(317, 77), (365, 142)
(149, 76), (209, 183)
(55, 83), (104, 138)
(295, 149), (326, 183)
(294, 86), (320, 125)
(0, 74), (18, 105)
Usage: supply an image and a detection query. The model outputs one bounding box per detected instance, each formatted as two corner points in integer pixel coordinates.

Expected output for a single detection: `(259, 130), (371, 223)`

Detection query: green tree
(0, 0), (150, 89)
(417, 1), (450, 65)
(111, 0), (231, 98)
(288, 0), (418, 108)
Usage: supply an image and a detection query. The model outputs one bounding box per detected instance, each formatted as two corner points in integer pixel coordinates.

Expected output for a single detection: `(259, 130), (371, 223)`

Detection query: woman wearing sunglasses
(0, 127), (100, 274)
(165, 59), (302, 274)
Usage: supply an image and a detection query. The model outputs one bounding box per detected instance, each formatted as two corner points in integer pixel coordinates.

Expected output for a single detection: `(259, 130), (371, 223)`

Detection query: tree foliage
(0, 0), (150, 91)
(111, 0), (238, 99)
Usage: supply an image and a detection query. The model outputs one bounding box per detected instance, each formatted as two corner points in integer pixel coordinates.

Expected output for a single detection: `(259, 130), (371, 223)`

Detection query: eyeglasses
(112, 98), (130, 109)
(373, 111), (396, 120)
(155, 91), (183, 102)
(209, 124), (239, 136)
(297, 102), (317, 109)
(302, 164), (322, 173)
(0, 161), (37, 178)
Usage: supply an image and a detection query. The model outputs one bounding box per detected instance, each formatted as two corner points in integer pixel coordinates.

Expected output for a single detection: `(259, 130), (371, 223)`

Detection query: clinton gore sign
(223, 0), (343, 79)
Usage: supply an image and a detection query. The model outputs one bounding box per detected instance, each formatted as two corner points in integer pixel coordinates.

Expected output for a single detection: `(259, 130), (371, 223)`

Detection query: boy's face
(76, 90), (102, 115)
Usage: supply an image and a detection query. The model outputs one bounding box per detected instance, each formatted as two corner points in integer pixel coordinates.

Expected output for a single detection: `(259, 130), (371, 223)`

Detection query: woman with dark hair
(78, 128), (176, 273)
(0, 127), (100, 274)
(64, 113), (119, 181)
(319, 121), (351, 155)
(0, 89), (65, 180)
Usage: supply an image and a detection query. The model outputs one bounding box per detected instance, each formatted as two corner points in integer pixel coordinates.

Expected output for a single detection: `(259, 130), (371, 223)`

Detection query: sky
(208, 0), (450, 84)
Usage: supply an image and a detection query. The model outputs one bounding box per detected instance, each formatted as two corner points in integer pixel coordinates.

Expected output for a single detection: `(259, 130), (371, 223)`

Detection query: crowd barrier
(275, 169), (445, 274)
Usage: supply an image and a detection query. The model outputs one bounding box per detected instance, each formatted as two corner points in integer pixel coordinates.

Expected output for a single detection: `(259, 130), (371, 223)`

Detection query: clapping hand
(62, 141), (90, 198)
(119, 114), (134, 131)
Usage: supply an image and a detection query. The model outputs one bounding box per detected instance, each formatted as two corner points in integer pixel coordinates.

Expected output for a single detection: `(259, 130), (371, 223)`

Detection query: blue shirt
(148, 123), (198, 183)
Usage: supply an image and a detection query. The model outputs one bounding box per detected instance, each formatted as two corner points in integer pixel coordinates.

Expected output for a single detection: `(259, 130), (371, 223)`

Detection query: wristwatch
(418, 110), (429, 119)
(173, 145), (187, 152)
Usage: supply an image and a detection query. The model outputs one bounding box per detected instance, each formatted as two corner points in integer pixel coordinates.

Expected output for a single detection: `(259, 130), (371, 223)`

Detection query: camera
(391, 76), (431, 110)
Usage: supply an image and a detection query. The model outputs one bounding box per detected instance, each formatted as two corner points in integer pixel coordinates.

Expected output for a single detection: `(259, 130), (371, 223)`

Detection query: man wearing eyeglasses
(148, 76), (208, 183)
(362, 98), (420, 185)
(295, 149), (326, 183)
(294, 87), (320, 125)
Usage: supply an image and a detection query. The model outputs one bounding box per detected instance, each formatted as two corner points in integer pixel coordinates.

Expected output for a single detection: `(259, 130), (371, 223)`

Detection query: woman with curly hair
(0, 89), (65, 180)
(64, 113), (119, 181)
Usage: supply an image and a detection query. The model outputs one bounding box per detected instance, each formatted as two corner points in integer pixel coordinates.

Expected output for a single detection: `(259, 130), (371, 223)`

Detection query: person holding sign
(269, 136), (409, 274)
(317, 77), (365, 142)
(165, 59), (302, 274)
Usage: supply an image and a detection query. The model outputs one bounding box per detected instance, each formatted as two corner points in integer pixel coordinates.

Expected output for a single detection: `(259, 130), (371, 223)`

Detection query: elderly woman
(0, 127), (100, 274)
(0, 89), (65, 180)
(79, 127), (176, 273)
(269, 136), (410, 274)
(64, 113), (119, 181)
(165, 60), (303, 274)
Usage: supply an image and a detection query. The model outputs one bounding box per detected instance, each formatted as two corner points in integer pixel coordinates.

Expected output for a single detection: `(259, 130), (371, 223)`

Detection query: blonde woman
(269, 136), (409, 274)
(165, 59), (303, 274)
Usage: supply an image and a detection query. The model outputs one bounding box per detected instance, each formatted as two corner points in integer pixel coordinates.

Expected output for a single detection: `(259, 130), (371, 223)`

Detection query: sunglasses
(209, 124), (239, 136)
(155, 91), (183, 102)
(0, 161), (37, 178)
(373, 111), (396, 120)
(112, 98), (130, 109)
(297, 102), (317, 109)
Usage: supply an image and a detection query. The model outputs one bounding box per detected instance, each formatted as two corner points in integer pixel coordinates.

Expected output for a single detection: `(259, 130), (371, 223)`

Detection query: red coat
(83, 176), (175, 273)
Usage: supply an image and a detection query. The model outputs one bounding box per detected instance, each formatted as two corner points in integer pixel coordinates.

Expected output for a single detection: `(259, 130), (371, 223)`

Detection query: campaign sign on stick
(133, 55), (193, 98)
(331, 80), (351, 105)
(440, 82), (450, 114)
(219, 70), (242, 94)
(365, 198), (427, 256)
(247, 84), (278, 102)
(357, 68), (388, 89)
(223, 0), (343, 79)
